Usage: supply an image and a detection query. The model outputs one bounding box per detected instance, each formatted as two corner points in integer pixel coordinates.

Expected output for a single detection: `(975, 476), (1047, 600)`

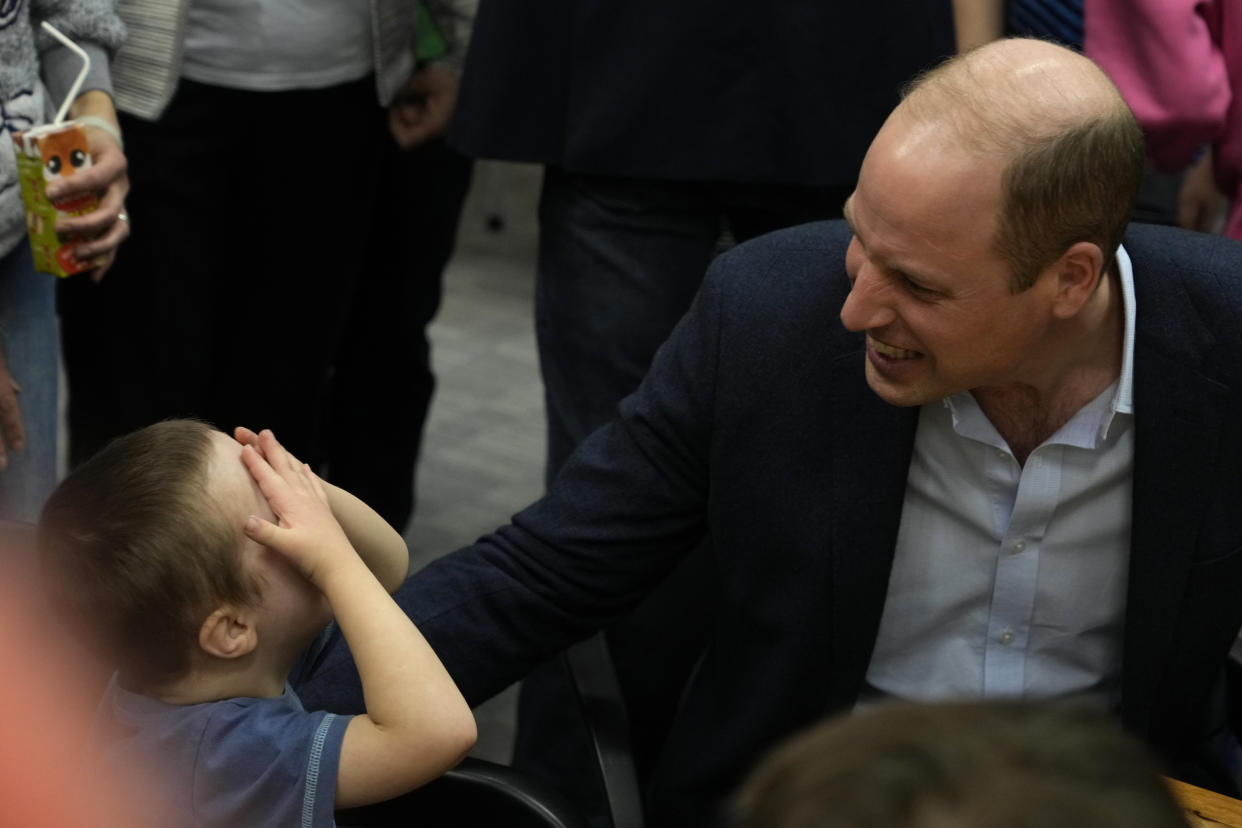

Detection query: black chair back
(336, 757), (592, 828)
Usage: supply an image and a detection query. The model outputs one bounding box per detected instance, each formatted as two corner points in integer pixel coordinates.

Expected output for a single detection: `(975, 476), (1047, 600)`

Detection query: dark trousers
(59, 77), (386, 467)
(324, 137), (473, 532)
(519, 170), (851, 821)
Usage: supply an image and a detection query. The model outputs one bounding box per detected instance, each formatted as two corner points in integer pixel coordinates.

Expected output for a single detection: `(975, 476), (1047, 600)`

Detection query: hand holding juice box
(12, 22), (108, 278)
(12, 123), (101, 277)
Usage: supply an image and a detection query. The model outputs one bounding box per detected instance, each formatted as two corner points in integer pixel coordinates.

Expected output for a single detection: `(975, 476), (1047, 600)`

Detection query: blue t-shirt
(97, 671), (352, 827)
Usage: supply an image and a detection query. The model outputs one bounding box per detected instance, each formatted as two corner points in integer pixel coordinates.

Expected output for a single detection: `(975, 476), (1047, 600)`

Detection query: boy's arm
(234, 427), (408, 591)
(240, 430), (476, 809)
(319, 480), (409, 591)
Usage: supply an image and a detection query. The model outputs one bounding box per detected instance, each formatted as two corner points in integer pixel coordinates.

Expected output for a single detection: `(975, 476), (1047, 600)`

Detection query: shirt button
(1012, 540), (1026, 554)
(995, 449), (1008, 461)
(999, 630), (1015, 645)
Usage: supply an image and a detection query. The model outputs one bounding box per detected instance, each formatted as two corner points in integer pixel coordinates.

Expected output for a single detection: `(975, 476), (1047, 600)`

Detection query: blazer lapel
(825, 351), (920, 710)
(1122, 338), (1229, 732)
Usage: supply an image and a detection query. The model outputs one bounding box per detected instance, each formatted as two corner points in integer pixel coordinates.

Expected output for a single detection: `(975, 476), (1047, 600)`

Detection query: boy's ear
(198, 606), (258, 660)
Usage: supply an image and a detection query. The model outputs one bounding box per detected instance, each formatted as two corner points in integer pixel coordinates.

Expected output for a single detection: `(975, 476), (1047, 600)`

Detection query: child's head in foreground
(38, 419), (330, 697)
(732, 700), (1188, 828)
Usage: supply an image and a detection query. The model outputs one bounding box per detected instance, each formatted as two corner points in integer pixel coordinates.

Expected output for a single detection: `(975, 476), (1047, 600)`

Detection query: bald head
(886, 38), (1145, 290)
(909, 38), (1124, 141)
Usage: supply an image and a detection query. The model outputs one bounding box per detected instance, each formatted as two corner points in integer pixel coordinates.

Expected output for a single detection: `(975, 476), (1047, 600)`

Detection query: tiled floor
(402, 160), (546, 764)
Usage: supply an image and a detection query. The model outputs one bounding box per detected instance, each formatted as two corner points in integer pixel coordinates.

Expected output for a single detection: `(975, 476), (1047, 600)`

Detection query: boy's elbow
(382, 564), (409, 594)
(444, 709), (478, 764)
(379, 545), (410, 593)
(414, 706), (477, 776)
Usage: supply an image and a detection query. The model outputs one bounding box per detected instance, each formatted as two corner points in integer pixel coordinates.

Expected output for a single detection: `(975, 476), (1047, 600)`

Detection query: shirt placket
(982, 445), (1062, 697)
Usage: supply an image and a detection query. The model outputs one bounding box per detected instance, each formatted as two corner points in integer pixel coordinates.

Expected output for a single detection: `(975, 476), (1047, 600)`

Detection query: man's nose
(840, 260), (894, 332)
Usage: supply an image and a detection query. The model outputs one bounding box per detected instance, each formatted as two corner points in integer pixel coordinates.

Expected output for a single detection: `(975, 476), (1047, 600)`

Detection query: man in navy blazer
(305, 39), (1242, 825)
(453, 1), (959, 813)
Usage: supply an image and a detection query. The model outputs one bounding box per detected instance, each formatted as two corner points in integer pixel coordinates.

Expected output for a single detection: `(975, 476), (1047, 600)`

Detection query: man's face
(839, 111), (1059, 407)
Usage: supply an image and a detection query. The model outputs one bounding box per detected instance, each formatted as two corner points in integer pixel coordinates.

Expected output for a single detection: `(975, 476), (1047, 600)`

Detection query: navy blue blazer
(379, 221), (1242, 824)
(449, 1), (955, 185)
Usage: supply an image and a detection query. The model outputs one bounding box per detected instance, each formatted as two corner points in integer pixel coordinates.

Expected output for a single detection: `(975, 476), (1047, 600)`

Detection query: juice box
(11, 122), (100, 277)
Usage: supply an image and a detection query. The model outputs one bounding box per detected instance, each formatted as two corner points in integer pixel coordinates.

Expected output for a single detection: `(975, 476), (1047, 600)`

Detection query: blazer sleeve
(397, 252), (732, 704)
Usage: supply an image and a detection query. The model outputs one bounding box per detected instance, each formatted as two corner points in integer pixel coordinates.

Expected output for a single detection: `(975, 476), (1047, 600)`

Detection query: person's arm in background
(952, 0), (1004, 53)
(388, 0), (474, 149)
(0, 351), (24, 472)
(1178, 147), (1228, 233)
(1085, 0), (1237, 235)
(1, 2), (126, 468)
(1086, 0), (1229, 171)
(33, 1), (129, 280)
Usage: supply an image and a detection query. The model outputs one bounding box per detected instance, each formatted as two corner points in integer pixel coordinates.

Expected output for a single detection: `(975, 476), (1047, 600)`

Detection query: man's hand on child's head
(239, 429), (356, 588)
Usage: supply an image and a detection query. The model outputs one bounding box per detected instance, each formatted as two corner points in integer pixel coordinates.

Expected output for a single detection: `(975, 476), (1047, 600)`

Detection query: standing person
(326, 1), (474, 534)
(975, 0), (1226, 231)
(56, 0), (427, 472)
(1085, 0), (1241, 239)
(0, 0), (128, 522)
(303, 39), (1242, 825)
(452, 1), (961, 484)
(447, 0), (963, 809)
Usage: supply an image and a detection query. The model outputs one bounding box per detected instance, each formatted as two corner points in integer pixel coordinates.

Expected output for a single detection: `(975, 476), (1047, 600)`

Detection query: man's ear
(198, 606), (258, 660)
(1050, 241), (1106, 319)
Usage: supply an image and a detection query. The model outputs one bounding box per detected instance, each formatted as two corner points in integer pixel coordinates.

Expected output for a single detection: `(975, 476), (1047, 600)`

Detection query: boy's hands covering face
(236, 427), (355, 587)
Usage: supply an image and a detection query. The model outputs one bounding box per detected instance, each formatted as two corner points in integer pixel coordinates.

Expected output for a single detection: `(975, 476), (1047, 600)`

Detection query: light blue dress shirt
(862, 246), (1137, 709)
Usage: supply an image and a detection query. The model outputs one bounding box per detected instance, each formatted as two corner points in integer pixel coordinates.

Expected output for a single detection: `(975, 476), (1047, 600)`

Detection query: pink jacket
(1086, 0), (1242, 238)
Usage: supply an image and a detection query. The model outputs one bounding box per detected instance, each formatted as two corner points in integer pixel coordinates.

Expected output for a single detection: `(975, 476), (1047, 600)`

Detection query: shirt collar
(1111, 243), (1136, 418)
(942, 243), (1136, 447)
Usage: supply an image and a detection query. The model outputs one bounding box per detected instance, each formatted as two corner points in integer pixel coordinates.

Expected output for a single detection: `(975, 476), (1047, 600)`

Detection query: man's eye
(895, 272), (935, 297)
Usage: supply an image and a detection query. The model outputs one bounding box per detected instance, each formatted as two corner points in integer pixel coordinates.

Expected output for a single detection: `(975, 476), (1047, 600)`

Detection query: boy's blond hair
(39, 420), (261, 689)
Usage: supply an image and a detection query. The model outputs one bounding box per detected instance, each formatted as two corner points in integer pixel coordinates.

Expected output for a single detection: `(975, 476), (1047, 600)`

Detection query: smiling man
(839, 40), (1136, 459)
(303, 38), (1242, 827)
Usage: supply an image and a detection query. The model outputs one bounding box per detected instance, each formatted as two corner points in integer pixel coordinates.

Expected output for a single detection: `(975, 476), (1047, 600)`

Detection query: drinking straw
(40, 21), (91, 126)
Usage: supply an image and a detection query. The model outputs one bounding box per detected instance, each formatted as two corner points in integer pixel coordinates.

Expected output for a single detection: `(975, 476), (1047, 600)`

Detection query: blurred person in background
(58, 0), (470, 489)
(325, 0), (475, 535)
(1, 0), (128, 521)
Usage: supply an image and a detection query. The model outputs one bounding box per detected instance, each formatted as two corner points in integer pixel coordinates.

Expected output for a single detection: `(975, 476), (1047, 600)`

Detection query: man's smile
(868, 335), (921, 360)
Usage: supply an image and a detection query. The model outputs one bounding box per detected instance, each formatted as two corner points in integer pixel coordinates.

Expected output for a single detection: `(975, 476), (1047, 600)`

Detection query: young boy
(38, 420), (476, 826)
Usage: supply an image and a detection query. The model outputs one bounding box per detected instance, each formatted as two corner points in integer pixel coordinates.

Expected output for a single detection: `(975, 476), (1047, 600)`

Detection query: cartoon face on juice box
(11, 122), (100, 277)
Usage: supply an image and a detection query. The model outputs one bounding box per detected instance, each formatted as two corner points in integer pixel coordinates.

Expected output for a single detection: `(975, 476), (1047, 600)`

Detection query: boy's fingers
(303, 463), (330, 502)
(241, 443), (310, 515)
(243, 515), (280, 547)
(259, 428), (304, 474)
(233, 426), (260, 449)
(240, 444), (285, 494)
(257, 429), (292, 470)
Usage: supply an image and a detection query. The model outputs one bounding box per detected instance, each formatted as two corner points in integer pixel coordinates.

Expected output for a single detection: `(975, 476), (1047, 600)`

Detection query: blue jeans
(0, 238), (58, 522)
(535, 168), (851, 481)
